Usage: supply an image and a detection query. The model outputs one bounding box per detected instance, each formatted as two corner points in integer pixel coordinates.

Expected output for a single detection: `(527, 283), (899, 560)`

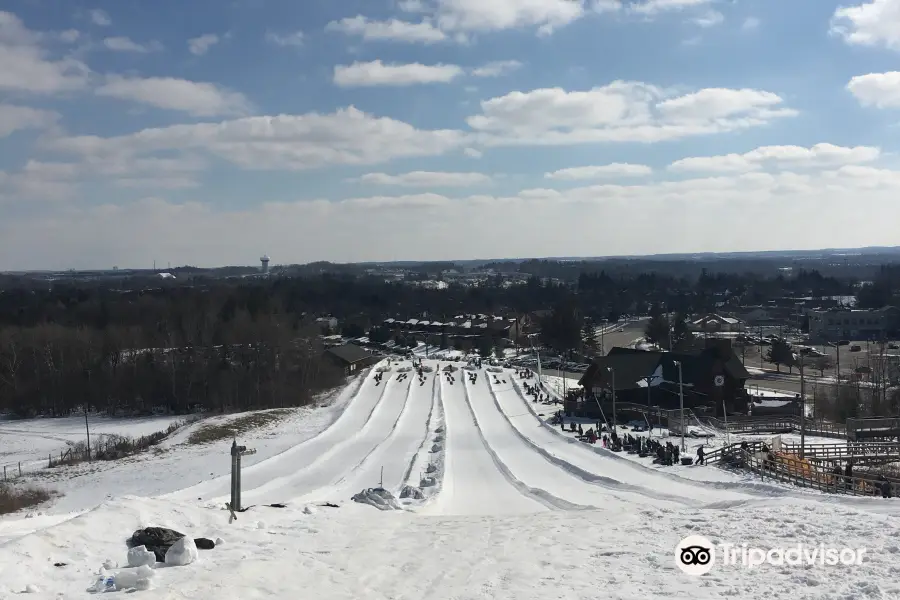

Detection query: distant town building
(690, 314), (744, 333)
(807, 307), (900, 341)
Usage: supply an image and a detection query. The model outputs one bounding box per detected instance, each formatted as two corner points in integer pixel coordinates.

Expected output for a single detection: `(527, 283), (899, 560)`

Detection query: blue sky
(2, 0), (900, 270)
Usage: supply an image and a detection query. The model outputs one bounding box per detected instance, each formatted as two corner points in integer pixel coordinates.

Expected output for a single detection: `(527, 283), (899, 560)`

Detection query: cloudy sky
(2, 0), (900, 270)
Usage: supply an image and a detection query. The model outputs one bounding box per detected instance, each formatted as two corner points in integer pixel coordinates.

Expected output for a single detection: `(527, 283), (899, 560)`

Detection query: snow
(2, 359), (900, 598)
(0, 414), (186, 473)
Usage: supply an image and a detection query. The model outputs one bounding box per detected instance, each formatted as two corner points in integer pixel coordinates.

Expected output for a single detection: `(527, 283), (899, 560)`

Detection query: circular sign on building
(714, 375), (725, 387)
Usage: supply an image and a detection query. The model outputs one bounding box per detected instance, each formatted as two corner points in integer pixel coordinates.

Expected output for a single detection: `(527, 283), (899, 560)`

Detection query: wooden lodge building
(571, 339), (751, 420)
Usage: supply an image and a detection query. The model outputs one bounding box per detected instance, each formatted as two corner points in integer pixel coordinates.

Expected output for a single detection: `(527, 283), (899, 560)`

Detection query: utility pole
(84, 368), (92, 462)
(641, 374), (658, 438)
(607, 366), (617, 435)
(799, 353), (806, 459)
(675, 360), (685, 452)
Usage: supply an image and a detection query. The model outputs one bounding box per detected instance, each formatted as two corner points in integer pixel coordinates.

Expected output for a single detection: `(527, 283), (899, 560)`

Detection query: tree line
(0, 262), (894, 418)
(0, 289), (345, 418)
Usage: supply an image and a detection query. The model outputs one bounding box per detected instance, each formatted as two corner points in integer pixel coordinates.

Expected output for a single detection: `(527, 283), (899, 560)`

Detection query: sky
(2, 0), (900, 270)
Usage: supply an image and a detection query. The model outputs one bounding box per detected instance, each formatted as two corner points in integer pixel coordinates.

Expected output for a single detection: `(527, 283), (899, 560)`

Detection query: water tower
(260, 254), (270, 274)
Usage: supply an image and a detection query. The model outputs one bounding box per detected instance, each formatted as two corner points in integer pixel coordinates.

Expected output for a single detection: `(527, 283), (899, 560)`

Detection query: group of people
(517, 368), (535, 380)
(523, 381), (549, 404)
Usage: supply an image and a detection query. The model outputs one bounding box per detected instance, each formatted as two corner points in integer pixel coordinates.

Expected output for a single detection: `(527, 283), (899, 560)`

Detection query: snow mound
(302, 506), (316, 515)
(420, 365), (434, 372)
(112, 565), (155, 591)
(126, 545), (156, 568)
(487, 367), (503, 373)
(399, 485), (424, 500)
(164, 536), (198, 567)
(376, 366), (392, 373)
(463, 365), (478, 372)
(397, 366), (412, 373)
(351, 487), (403, 511)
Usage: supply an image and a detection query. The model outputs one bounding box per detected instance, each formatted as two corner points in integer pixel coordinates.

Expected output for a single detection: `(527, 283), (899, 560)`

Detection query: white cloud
(188, 34), (220, 56)
(95, 76), (253, 117)
(334, 60), (464, 87)
(0, 12), (90, 93)
(668, 143), (881, 173)
(630, 0), (714, 15)
(9, 166), (900, 269)
(0, 104), (58, 137)
(831, 0), (900, 50)
(464, 147), (483, 158)
(265, 31), (304, 47)
(399, 0), (430, 12)
(89, 9), (111, 27)
(594, 0), (623, 14)
(545, 163), (652, 179)
(325, 16), (447, 43)
(471, 60), (522, 77)
(691, 10), (723, 27)
(46, 107), (468, 171)
(467, 82), (797, 146)
(59, 29), (81, 43)
(103, 36), (163, 53)
(431, 0), (588, 35)
(847, 71), (900, 108)
(356, 171), (491, 186)
(17, 155), (207, 192)
(742, 16), (760, 30)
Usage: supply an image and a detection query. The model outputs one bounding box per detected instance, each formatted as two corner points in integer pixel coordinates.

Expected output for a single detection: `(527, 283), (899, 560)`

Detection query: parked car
(850, 345), (862, 352)
(889, 343), (899, 350)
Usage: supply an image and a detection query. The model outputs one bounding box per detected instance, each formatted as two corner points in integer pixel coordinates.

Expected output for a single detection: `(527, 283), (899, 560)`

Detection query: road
(594, 320), (647, 353)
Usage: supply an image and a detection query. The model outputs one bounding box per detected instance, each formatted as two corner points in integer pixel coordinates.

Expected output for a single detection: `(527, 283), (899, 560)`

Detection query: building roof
(580, 341), (750, 390)
(325, 344), (374, 365)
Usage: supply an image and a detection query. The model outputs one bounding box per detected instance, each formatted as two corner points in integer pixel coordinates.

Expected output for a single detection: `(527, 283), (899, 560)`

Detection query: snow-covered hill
(1, 359), (897, 598)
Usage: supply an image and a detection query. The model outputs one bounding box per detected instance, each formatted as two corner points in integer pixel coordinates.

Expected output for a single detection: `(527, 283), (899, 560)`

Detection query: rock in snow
(164, 536), (199, 567)
(215, 537), (225, 546)
(23, 584), (39, 593)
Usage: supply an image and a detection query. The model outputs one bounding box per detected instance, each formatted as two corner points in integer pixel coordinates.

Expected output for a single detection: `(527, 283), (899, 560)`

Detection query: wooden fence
(707, 442), (899, 496)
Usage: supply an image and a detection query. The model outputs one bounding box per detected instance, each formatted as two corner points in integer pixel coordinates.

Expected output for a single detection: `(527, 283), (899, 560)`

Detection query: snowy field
(1, 359), (899, 598)
(0, 414), (187, 473)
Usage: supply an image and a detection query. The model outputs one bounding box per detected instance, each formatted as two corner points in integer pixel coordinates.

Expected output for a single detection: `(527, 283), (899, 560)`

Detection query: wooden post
(18, 462), (21, 477)
(3, 466), (6, 481)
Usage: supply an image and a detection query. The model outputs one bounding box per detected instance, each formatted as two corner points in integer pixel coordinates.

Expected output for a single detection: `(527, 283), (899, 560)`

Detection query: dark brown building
(324, 344), (380, 376)
(573, 339), (750, 420)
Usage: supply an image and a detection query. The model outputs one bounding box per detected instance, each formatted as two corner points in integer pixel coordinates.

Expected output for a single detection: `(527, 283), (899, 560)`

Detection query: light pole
(794, 352), (806, 459)
(674, 360), (685, 452)
(607, 366), (616, 435)
(641, 374), (658, 437)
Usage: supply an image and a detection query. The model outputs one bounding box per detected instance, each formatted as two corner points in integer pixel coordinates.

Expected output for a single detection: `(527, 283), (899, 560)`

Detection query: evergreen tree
(671, 313), (694, 350)
(644, 314), (670, 349)
(765, 338), (795, 373)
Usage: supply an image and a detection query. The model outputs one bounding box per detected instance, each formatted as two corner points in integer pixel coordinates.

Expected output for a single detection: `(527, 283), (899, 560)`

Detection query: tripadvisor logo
(674, 535), (867, 575)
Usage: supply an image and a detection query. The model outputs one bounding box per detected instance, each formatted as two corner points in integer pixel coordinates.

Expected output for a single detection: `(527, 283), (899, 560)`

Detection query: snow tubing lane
(487, 378), (691, 506)
(232, 370), (399, 499)
(459, 377), (587, 511)
(401, 373), (439, 486)
(510, 377), (799, 499)
(413, 373), (448, 511)
(331, 375), (416, 490)
(162, 366), (377, 500)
